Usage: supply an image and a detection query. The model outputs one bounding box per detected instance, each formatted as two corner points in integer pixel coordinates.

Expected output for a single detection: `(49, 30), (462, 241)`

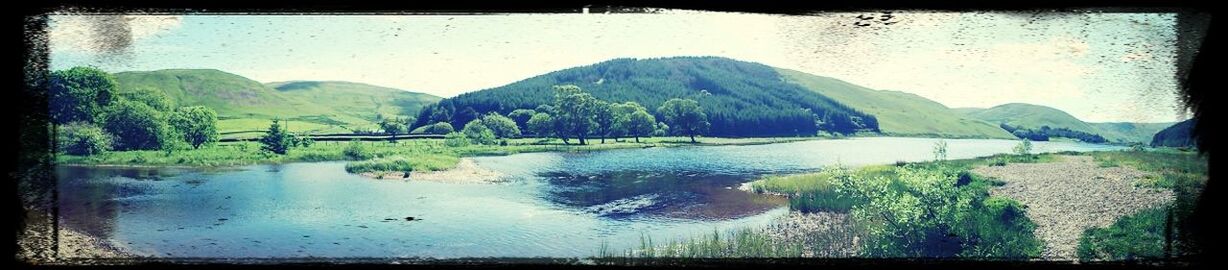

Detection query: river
(56, 137), (1123, 258)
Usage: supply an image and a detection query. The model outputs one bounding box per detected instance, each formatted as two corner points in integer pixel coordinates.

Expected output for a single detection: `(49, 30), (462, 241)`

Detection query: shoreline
(357, 158), (506, 184)
(57, 227), (137, 259)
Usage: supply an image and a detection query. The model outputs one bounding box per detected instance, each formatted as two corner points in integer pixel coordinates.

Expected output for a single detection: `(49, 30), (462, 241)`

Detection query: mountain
(775, 68), (1015, 139)
(1091, 122), (1177, 144)
(266, 81), (442, 122)
(962, 103), (1170, 143)
(113, 69), (330, 119)
(412, 56), (879, 137)
(113, 69), (440, 136)
(1151, 119), (1197, 147)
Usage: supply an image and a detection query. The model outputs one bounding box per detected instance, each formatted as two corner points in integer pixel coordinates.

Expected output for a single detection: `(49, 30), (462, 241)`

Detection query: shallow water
(56, 137), (1123, 258)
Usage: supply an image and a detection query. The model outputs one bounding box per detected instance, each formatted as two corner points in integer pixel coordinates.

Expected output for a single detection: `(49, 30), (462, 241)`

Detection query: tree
(480, 113), (522, 139)
(454, 107), (481, 130)
(508, 109), (537, 132)
(120, 87), (175, 111)
(656, 98), (709, 143)
(167, 106), (219, 149)
(411, 122), (455, 135)
(526, 112), (554, 138)
(592, 100), (614, 143)
(379, 117), (408, 136)
(461, 120), (497, 145)
(933, 140), (948, 161)
(553, 85), (600, 145)
(56, 122), (113, 156)
(623, 109), (657, 143)
(49, 66), (119, 124)
(260, 119), (292, 155)
(1013, 140), (1033, 156)
(610, 102), (647, 142)
(102, 100), (172, 151)
(652, 122), (670, 137)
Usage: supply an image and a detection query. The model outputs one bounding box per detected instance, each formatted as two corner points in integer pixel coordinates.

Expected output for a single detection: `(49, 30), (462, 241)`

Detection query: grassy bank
(1074, 150), (1206, 261)
(595, 229), (805, 264)
(55, 136), (820, 170)
(604, 153), (1056, 260)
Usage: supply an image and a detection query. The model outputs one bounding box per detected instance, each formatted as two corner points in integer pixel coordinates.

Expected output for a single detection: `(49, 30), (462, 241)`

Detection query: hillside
(1090, 122), (1176, 144)
(113, 69), (440, 137)
(113, 69), (330, 119)
(412, 56), (879, 137)
(266, 81), (442, 121)
(775, 68), (1015, 139)
(962, 103), (1169, 143)
(1151, 119), (1197, 147)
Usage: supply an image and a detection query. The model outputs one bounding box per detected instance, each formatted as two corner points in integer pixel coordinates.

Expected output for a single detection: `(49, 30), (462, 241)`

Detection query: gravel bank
(971, 155), (1174, 261)
(761, 211), (861, 257)
(359, 158), (506, 184)
(57, 228), (134, 259)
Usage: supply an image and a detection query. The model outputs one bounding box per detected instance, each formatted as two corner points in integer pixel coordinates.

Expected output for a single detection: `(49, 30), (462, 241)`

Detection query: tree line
(1000, 123), (1107, 143)
(50, 67), (220, 156)
(411, 85), (707, 146)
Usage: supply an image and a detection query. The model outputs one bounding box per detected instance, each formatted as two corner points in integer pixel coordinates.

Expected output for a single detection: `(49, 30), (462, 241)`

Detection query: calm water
(57, 137), (1123, 258)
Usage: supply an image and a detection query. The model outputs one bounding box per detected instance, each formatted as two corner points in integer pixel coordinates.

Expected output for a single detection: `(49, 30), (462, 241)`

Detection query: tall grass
(594, 228), (804, 265)
(343, 155), (459, 174)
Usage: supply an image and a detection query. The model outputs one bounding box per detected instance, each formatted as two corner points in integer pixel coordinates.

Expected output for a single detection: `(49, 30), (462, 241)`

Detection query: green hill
(1091, 122), (1176, 144)
(266, 81), (442, 122)
(1151, 119), (1196, 147)
(113, 69), (330, 119)
(413, 56), (879, 137)
(113, 69), (440, 137)
(962, 103), (1169, 143)
(775, 68), (1015, 139)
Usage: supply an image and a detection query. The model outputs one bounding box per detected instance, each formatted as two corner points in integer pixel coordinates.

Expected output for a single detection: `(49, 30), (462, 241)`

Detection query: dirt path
(971, 155), (1174, 261)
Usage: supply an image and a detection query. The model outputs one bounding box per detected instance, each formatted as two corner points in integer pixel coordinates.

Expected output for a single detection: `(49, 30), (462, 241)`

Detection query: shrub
(102, 100), (172, 151)
(1013, 140), (1033, 156)
(342, 140), (373, 160)
(412, 122), (456, 135)
(56, 122), (113, 156)
(462, 120), (498, 145)
(444, 132), (470, 147)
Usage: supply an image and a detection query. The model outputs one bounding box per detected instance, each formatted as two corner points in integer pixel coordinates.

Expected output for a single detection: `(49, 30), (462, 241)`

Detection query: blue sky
(48, 11), (1187, 123)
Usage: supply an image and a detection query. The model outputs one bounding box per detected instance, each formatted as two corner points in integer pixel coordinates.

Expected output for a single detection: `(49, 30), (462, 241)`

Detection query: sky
(45, 10), (1190, 123)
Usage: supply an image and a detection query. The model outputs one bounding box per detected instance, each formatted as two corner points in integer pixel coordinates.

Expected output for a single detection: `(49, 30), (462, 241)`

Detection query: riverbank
(58, 227), (134, 259)
(55, 136), (820, 169)
(972, 155), (1176, 261)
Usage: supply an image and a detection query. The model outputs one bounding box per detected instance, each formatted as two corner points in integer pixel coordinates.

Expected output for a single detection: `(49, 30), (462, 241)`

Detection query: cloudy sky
(46, 10), (1187, 123)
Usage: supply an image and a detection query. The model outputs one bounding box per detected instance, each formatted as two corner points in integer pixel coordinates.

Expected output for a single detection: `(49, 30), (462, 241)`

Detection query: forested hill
(1151, 119), (1197, 147)
(412, 56), (879, 137)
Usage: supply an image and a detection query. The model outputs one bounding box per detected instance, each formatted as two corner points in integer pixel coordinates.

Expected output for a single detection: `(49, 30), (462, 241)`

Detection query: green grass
(1074, 149), (1207, 261)
(594, 228), (804, 264)
(56, 136), (819, 169)
(343, 155), (459, 174)
(1088, 150), (1206, 189)
(777, 68), (1015, 139)
(743, 154), (1053, 258)
(1077, 206), (1171, 261)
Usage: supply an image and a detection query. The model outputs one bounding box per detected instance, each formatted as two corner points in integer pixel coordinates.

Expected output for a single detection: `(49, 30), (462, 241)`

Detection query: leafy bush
(827, 164), (1042, 258)
(444, 132), (470, 147)
(342, 140), (373, 160)
(1013, 140), (1033, 156)
(410, 122), (455, 135)
(56, 122), (113, 156)
(102, 99), (172, 151)
(462, 120), (498, 145)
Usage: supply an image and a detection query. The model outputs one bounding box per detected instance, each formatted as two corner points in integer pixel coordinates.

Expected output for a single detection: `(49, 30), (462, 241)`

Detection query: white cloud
(48, 15), (182, 54)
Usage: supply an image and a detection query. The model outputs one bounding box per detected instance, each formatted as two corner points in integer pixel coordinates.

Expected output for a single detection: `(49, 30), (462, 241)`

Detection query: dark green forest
(1150, 119), (1196, 147)
(1000, 123), (1108, 143)
(411, 56), (879, 137)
